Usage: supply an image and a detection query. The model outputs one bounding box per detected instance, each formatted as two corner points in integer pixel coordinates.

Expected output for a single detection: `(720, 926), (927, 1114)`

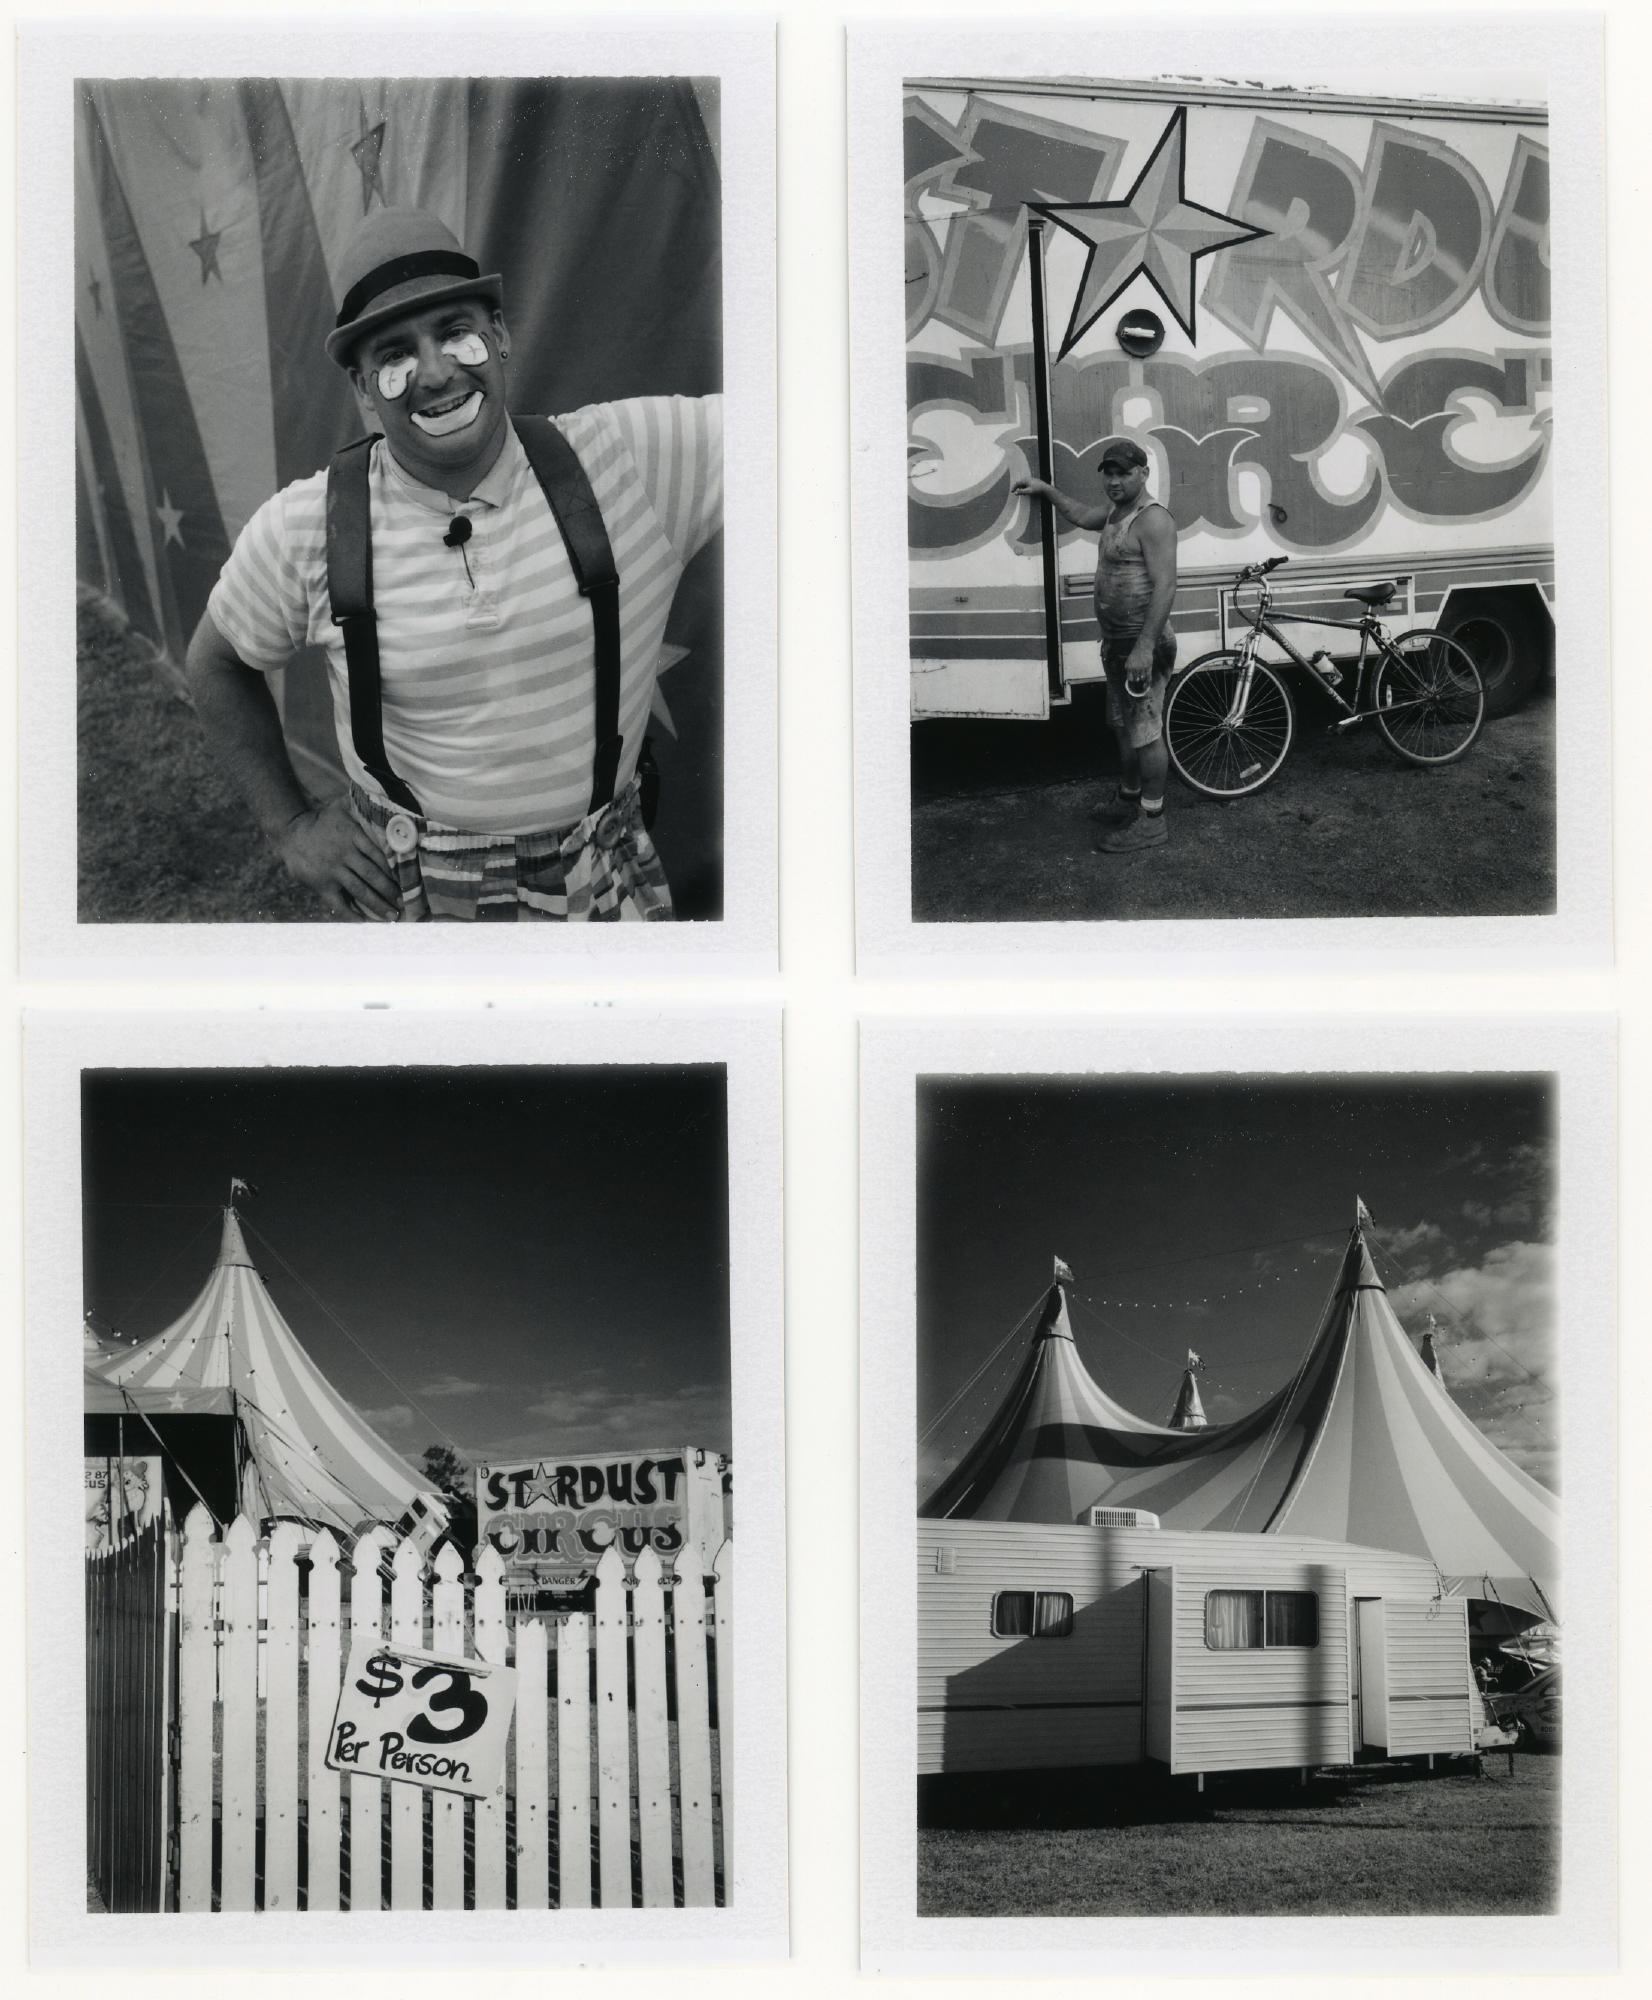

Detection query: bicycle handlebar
(1235, 555), (1290, 584)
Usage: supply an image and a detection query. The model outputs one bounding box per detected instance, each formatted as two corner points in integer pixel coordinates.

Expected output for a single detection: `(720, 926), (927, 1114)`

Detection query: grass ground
(917, 1754), (1557, 1918)
(911, 676), (1557, 923)
(77, 595), (349, 924)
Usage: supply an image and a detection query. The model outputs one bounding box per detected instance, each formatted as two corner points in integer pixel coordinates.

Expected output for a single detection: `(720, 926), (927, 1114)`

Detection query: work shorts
(1101, 627), (1178, 751)
(349, 774), (673, 923)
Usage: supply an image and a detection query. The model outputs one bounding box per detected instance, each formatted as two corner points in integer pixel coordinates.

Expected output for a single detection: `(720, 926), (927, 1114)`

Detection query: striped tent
(85, 1206), (440, 1534)
(75, 75), (723, 897)
(923, 1220), (1558, 1620)
(920, 1280), (1181, 1522)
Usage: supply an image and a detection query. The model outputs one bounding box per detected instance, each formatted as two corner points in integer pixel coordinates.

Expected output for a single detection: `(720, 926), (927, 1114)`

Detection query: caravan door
(1352, 1599), (1389, 1753)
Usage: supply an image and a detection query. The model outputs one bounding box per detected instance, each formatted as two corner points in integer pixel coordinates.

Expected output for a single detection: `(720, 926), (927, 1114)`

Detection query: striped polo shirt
(207, 395), (722, 835)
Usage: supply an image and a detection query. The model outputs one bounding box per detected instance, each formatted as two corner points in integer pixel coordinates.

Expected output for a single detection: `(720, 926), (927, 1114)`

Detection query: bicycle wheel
(1164, 651), (1295, 797)
(1372, 630), (1485, 764)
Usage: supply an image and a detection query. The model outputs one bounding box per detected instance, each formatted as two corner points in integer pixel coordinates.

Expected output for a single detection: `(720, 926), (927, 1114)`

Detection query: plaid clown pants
(349, 776), (673, 922)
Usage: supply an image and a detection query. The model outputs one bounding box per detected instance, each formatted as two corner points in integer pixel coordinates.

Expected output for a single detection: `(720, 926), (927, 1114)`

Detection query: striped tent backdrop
(74, 76), (725, 906)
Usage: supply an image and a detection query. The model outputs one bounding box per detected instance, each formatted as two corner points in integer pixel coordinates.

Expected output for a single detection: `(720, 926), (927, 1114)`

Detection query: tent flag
(1053, 1255), (1075, 1284)
(1356, 1196), (1374, 1229)
(86, 1206), (443, 1534)
(924, 1226), (1558, 1619)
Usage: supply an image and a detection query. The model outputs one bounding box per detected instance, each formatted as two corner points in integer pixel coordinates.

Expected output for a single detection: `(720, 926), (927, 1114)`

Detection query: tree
(420, 1444), (469, 1501)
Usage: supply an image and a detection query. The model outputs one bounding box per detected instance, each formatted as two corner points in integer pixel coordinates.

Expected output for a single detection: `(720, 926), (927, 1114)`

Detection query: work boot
(1096, 810), (1167, 853)
(1088, 786), (1143, 826)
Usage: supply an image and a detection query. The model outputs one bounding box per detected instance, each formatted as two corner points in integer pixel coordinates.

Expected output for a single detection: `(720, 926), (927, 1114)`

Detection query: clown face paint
(375, 353), (418, 400)
(411, 391), (485, 437)
(374, 330), (492, 403)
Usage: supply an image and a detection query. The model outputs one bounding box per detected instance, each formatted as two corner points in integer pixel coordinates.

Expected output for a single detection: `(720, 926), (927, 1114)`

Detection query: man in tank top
(1014, 437), (1179, 851)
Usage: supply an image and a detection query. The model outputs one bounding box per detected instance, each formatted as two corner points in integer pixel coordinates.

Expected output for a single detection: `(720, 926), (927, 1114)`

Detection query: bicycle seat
(1343, 582), (1397, 606)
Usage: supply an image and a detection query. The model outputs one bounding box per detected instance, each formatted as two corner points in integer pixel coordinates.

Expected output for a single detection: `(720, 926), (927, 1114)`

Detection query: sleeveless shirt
(1094, 496), (1171, 638)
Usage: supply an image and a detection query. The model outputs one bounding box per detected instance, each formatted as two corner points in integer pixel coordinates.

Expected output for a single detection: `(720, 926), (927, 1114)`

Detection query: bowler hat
(1098, 436), (1149, 471)
(326, 208), (503, 368)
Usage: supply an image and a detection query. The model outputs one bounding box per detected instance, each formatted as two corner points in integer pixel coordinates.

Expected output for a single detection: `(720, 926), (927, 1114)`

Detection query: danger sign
(325, 1639), (517, 1799)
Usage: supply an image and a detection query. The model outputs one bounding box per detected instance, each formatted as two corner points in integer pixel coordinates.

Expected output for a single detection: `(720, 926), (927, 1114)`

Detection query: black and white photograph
(861, 1018), (1612, 1974)
(27, 1011), (786, 1963)
(850, 20), (1607, 967)
(22, 24), (777, 971)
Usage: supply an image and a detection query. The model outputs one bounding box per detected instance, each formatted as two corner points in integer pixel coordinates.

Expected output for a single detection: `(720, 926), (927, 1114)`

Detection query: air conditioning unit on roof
(1087, 1506), (1160, 1529)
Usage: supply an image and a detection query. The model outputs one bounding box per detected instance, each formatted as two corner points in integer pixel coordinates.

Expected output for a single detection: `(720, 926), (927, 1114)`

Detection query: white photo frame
(850, 19), (1608, 975)
(23, 20), (777, 976)
(861, 1012), (1613, 1972)
(27, 1006), (786, 1965)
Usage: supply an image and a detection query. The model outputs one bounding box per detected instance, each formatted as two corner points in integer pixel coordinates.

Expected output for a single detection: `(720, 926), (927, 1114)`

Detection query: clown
(187, 208), (722, 922)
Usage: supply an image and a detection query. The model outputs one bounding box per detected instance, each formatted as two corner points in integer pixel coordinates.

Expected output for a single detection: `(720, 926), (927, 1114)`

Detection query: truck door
(1352, 1598), (1389, 1753)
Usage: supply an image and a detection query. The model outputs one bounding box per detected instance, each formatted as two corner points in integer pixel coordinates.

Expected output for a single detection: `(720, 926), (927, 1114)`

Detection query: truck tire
(1438, 590), (1550, 719)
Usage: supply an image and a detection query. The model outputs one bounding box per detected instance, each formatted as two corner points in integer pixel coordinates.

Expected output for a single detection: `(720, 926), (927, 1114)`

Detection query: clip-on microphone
(443, 514), (474, 586)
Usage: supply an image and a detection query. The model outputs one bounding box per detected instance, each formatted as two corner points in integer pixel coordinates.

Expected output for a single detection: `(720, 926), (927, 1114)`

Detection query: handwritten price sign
(326, 1638), (517, 1799)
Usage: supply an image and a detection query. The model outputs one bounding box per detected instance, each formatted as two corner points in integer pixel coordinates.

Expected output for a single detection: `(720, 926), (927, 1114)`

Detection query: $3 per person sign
(326, 1638), (518, 1799)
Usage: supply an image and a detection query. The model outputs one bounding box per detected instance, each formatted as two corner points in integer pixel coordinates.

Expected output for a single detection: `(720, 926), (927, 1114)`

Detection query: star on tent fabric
(188, 209), (223, 284)
(352, 101), (389, 214)
(155, 491), (185, 547)
(1033, 107), (1268, 355)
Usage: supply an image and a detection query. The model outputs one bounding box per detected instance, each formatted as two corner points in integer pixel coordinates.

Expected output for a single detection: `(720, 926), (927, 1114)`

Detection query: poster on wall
(84, 1455), (164, 1552)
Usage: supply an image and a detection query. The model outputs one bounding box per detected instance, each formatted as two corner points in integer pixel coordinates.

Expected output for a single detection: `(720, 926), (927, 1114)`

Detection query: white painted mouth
(411, 391), (484, 438)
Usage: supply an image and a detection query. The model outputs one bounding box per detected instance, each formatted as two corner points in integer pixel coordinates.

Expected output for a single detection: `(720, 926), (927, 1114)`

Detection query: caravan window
(1204, 1589), (1319, 1649)
(992, 1591), (1074, 1638)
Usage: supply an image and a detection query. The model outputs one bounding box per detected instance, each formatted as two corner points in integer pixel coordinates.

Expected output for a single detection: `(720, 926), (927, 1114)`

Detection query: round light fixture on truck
(1116, 308), (1165, 357)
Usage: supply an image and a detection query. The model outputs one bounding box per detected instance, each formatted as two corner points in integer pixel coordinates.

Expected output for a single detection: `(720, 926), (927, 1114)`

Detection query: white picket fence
(173, 1505), (731, 1910)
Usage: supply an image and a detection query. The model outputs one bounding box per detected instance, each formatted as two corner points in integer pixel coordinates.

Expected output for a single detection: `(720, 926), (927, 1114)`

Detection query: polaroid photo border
(850, 18), (1608, 975)
(22, 21), (776, 977)
(26, 1006), (786, 1965)
(861, 1011), (1614, 1973)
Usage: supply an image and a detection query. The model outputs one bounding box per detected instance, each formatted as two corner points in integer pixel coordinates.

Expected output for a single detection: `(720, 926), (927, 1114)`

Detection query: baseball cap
(1098, 437), (1149, 471)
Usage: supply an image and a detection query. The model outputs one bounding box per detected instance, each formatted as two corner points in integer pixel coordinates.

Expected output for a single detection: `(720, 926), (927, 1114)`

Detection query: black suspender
(326, 434), (421, 814)
(326, 415), (624, 820)
(510, 416), (623, 814)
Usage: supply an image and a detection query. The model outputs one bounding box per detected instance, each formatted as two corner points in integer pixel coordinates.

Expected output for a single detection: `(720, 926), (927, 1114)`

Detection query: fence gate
(85, 1516), (175, 1912)
(163, 1507), (731, 1912)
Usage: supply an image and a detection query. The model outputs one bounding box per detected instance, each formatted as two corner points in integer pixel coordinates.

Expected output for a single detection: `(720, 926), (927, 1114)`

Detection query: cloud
(1389, 1239), (1557, 1480)
(357, 1402), (415, 1432)
(419, 1374), (489, 1399)
(1373, 1219), (1446, 1260)
(484, 1380), (732, 1459)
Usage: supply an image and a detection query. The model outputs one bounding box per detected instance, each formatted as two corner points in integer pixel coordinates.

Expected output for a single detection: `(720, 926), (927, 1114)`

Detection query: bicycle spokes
(1372, 631), (1485, 765)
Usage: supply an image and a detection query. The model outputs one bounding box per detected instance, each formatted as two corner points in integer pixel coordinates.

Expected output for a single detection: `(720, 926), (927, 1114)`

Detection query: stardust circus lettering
(479, 1455), (688, 1566)
(906, 102), (1551, 553)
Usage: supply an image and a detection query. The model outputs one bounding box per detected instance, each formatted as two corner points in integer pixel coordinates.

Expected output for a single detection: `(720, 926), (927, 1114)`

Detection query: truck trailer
(919, 1518), (1482, 1781)
(905, 76), (1554, 722)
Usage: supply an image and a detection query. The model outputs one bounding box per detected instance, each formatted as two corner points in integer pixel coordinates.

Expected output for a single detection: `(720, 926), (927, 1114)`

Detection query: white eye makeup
(372, 331), (490, 401)
(440, 330), (490, 367)
(374, 353), (417, 400)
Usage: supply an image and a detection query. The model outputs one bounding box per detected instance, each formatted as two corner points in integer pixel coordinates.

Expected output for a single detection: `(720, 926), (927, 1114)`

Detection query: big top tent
(921, 1213), (1558, 1621)
(85, 1203), (443, 1535)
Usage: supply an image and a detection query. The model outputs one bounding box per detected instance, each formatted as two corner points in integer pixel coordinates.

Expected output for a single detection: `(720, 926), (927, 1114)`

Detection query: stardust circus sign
(477, 1452), (693, 1584)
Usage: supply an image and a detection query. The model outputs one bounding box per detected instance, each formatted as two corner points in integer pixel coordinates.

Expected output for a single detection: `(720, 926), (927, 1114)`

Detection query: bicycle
(1162, 556), (1486, 799)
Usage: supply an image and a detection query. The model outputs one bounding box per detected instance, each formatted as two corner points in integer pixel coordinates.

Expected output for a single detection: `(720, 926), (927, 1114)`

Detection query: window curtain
(1033, 1591), (1073, 1637)
(994, 1591), (1033, 1637)
(1205, 1589), (1263, 1649)
(1265, 1591), (1319, 1647)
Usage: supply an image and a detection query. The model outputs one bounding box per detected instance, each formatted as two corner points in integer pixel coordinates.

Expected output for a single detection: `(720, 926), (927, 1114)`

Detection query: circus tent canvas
(922, 1220), (1558, 1621)
(84, 1204), (442, 1534)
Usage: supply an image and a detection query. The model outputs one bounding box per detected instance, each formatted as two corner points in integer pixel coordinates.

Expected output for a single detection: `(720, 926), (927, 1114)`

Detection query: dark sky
(82, 1066), (732, 1465)
(918, 1074), (1557, 1484)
